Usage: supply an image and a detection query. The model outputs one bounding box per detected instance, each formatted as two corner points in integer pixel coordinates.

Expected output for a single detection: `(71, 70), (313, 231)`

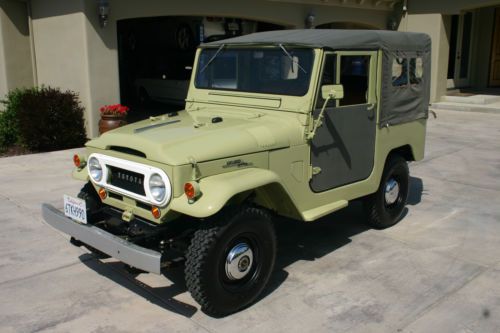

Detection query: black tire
(364, 155), (409, 229)
(185, 206), (276, 317)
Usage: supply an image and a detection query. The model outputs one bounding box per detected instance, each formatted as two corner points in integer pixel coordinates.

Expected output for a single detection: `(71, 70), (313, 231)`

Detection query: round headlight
(88, 157), (103, 182)
(149, 173), (166, 202)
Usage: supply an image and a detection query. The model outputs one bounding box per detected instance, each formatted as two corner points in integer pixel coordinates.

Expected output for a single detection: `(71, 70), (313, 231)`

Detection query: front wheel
(184, 207), (276, 317)
(364, 155), (409, 229)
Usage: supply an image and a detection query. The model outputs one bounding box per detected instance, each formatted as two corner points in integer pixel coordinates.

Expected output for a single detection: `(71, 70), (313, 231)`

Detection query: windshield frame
(193, 46), (316, 97)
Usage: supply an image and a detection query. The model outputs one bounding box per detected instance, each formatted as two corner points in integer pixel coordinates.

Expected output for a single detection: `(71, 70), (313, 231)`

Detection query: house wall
(408, 0), (500, 14)
(30, 0), (97, 136)
(399, 13), (449, 102)
(0, 0), (33, 101)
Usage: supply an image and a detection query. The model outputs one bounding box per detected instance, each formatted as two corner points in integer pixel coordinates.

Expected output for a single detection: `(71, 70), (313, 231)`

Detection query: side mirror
(321, 84), (344, 100)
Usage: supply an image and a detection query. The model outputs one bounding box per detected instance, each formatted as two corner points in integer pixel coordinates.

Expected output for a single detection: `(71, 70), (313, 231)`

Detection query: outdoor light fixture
(98, 0), (110, 28)
(305, 11), (315, 29)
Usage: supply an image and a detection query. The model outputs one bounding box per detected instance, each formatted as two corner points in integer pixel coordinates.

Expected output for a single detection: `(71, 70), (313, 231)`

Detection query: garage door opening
(117, 16), (284, 122)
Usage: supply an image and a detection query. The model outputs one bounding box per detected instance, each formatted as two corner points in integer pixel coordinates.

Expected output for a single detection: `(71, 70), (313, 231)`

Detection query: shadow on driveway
(79, 177), (425, 317)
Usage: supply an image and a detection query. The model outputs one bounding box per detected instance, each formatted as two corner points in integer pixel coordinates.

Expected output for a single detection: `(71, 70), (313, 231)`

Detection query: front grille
(108, 166), (146, 196)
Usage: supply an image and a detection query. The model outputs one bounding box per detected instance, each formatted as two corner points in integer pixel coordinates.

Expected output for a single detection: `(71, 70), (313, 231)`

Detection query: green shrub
(0, 88), (26, 150)
(17, 87), (87, 152)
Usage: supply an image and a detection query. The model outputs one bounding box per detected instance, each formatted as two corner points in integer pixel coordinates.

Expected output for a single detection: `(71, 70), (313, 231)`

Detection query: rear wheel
(364, 155), (409, 229)
(184, 207), (276, 317)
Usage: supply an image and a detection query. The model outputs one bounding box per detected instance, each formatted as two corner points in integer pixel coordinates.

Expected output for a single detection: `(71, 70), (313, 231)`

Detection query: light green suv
(42, 29), (431, 316)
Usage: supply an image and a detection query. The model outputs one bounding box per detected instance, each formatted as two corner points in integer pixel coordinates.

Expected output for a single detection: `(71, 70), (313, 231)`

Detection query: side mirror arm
(306, 95), (332, 141)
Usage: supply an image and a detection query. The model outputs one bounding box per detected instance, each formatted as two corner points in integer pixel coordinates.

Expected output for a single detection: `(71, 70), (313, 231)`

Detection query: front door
(310, 51), (377, 192)
(447, 12), (475, 89)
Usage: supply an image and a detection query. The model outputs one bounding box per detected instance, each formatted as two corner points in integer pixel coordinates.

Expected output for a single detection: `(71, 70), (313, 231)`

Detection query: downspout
(26, 0), (38, 86)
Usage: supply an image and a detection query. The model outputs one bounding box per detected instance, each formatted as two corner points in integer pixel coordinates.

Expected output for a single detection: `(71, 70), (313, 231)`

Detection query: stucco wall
(400, 13), (449, 102)
(31, 0), (97, 136)
(408, 0), (500, 15)
(0, 0), (33, 100)
(0, 14), (6, 99)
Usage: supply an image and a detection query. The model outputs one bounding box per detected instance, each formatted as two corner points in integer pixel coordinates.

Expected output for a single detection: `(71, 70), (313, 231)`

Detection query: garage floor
(1, 109), (500, 333)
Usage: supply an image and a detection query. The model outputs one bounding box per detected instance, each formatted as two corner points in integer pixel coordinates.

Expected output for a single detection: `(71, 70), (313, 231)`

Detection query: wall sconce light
(98, 0), (110, 28)
(305, 12), (315, 29)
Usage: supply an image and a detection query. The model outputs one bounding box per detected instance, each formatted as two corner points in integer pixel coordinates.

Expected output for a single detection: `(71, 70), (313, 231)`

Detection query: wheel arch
(387, 144), (415, 162)
(252, 182), (302, 220)
(170, 168), (301, 219)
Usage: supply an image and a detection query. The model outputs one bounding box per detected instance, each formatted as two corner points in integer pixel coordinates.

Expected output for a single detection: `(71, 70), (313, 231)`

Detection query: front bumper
(41, 203), (162, 274)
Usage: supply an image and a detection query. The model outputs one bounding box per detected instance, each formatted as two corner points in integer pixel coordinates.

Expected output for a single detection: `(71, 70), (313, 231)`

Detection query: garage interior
(117, 16), (284, 122)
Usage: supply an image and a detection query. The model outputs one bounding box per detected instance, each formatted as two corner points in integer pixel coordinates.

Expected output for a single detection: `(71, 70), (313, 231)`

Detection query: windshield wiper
(278, 43), (307, 74)
(200, 44), (225, 73)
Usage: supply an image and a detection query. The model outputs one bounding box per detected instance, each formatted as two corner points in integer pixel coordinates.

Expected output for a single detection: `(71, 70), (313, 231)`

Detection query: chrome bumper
(41, 203), (162, 274)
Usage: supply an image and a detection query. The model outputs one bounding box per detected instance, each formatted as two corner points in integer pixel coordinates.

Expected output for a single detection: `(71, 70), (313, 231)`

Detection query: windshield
(195, 47), (315, 96)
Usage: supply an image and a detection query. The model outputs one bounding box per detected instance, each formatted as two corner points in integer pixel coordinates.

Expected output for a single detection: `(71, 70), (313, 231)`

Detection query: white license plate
(63, 195), (87, 224)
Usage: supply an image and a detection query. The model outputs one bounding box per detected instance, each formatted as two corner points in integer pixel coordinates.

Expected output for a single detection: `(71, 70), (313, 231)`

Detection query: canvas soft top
(203, 29), (432, 127)
(202, 29), (431, 53)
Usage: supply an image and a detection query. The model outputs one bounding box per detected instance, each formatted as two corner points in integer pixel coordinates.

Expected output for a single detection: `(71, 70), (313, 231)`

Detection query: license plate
(63, 195), (87, 224)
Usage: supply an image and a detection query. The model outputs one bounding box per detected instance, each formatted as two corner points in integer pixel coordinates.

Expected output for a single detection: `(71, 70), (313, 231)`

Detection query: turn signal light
(151, 206), (161, 219)
(98, 187), (107, 200)
(184, 181), (201, 200)
(73, 154), (85, 168)
(184, 182), (195, 199)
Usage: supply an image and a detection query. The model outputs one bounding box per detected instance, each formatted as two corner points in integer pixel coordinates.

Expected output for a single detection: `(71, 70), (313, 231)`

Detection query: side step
(301, 200), (348, 222)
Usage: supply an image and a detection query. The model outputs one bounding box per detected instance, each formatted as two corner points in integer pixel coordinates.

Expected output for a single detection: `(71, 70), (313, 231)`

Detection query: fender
(72, 167), (89, 182)
(170, 168), (284, 218)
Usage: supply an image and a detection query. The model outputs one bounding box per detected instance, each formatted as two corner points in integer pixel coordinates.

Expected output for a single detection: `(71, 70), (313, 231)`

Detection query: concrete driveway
(1, 109), (500, 333)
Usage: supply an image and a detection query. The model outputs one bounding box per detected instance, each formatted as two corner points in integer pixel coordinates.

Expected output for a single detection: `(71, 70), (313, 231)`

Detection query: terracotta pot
(99, 114), (127, 135)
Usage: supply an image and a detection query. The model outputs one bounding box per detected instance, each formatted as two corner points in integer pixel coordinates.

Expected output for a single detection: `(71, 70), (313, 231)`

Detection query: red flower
(100, 104), (129, 116)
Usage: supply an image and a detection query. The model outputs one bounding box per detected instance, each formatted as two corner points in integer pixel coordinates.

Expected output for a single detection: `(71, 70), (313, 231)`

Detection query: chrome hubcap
(385, 178), (400, 205)
(225, 242), (254, 280)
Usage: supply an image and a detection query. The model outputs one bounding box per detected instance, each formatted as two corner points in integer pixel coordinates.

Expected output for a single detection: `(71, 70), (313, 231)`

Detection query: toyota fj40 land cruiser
(42, 30), (431, 316)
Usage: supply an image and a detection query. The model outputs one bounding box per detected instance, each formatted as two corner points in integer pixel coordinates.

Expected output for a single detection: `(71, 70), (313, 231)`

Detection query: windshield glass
(195, 47), (315, 96)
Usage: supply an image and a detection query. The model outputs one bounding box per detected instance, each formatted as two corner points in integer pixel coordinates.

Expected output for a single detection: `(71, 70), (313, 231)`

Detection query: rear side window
(392, 57), (406, 86)
(392, 56), (423, 87)
(410, 57), (423, 84)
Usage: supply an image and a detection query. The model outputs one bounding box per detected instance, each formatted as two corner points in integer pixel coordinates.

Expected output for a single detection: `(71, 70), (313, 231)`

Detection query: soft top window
(195, 47), (314, 96)
(392, 56), (423, 87)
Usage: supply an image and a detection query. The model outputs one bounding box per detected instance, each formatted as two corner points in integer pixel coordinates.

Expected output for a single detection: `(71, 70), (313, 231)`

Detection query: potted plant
(99, 104), (129, 135)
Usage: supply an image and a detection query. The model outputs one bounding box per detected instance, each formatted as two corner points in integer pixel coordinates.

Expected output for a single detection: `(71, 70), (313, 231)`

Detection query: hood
(87, 109), (298, 165)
